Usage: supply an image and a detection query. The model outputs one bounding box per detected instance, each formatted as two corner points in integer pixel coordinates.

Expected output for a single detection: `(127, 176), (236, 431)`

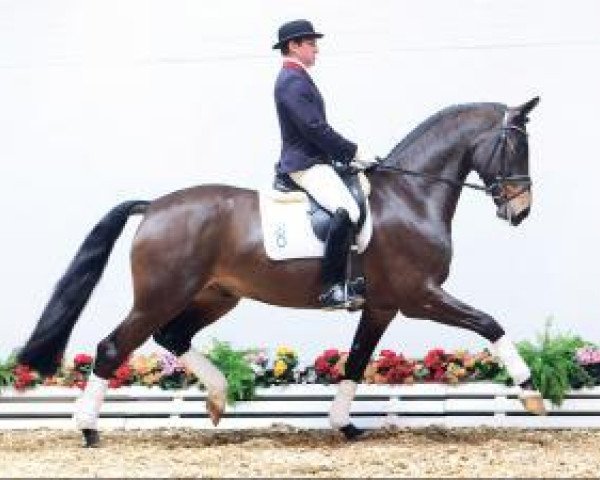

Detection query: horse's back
(131, 184), (260, 272)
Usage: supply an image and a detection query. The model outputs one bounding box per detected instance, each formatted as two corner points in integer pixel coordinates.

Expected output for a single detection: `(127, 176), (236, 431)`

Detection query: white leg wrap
(180, 350), (227, 405)
(329, 379), (357, 429)
(73, 372), (108, 430)
(491, 335), (531, 386)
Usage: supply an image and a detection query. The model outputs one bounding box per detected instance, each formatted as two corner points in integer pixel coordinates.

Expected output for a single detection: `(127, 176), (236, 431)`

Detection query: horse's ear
(514, 96), (540, 122)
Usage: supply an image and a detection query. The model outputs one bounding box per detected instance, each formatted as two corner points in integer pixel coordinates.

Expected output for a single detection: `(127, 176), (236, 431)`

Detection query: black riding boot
(319, 208), (363, 309)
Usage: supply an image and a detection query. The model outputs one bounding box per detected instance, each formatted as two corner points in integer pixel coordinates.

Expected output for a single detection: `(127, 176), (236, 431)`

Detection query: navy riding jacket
(274, 62), (357, 174)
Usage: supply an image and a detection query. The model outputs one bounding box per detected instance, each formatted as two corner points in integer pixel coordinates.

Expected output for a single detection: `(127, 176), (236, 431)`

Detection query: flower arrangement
(14, 364), (41, 391)
(314, 349), (347, 383)
(364, 349), (416, 384)
(253, 345), (299, 387)
(517, 321), (596, 404)
(1, 324), (599, 407)
(574, 346), (600, 386)
(359, 347), (506, 385)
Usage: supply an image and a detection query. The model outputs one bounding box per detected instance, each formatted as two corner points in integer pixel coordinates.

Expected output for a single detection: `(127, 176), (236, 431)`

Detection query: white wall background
(1, 0), (599, 366)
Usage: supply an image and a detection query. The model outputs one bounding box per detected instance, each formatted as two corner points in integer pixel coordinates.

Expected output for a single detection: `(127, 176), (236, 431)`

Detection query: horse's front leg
(405, 282), (546, 415)
(330, 306), (397, 440)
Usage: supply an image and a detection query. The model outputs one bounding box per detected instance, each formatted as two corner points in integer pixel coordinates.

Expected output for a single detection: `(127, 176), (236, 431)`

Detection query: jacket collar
(282, 57), (307, 71)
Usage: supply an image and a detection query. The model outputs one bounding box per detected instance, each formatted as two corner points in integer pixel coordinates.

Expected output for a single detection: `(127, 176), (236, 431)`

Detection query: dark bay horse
(18, 97), (541, 446)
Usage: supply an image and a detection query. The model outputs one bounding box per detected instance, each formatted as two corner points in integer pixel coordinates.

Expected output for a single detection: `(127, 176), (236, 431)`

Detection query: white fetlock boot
(491, 336), (546, 415)
(73, 372), (107, 447)
(329, 379), (357, 429)
(180, 350), (227, 426)
(73, 372), (108, 430)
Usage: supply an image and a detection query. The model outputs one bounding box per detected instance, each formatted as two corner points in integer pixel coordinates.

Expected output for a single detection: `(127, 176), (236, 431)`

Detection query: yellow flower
(147, 353), (161, 371)
(273, 359), (287, 377)
(454, 349), (467, 359)
(132, 355), (152, 376)
(276, 345), (293, 357)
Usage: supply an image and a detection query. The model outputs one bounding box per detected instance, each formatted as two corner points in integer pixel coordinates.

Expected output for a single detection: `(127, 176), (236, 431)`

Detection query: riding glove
(351, 147), (379, 169)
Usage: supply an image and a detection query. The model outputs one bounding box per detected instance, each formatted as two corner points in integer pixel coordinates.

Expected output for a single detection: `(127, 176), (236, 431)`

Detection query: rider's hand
(351, 147), (379, 170)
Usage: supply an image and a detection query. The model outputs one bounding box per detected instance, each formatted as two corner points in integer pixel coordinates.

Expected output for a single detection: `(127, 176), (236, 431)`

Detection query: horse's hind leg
(73, 303), (187, 446)
(152, 288), (240, 426)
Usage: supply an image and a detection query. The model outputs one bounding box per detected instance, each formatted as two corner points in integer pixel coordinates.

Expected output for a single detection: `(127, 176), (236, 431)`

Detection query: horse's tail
(17, 200), (150, 376)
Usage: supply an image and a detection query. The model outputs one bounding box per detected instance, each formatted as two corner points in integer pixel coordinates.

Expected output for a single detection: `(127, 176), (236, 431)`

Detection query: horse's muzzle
(496, 190), (531, 226)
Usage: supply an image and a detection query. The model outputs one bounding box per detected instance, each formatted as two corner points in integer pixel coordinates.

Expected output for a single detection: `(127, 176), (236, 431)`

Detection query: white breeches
(290, 163), (361, 224)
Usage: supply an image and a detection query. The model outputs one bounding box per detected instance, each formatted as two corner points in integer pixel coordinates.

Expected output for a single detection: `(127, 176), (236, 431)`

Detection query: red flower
(424, 348), (446, 369)
(432, 368), (446, 381)
(323, 349), (340, 363)
(114, 363), (132, 382)
(315, 357), (329, 374)
(74, 353), (93, 365)
(380, 349), (396, 359)
(13, 364), (36, 391)
(14, 364), (31, 376)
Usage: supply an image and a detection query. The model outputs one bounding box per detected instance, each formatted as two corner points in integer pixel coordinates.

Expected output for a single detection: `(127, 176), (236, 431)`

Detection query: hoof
(81, 428), (100, 448)
(520, 393), (547, 415)
(206, 396), (224, 426)
(339, 423), (365, 441)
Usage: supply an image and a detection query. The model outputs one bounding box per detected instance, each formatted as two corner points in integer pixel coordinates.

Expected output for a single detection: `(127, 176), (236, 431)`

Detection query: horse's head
(471, 97), (540, 226)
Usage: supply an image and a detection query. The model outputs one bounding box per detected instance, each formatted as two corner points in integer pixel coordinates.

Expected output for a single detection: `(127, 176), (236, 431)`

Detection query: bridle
(374, 110), (532, 205)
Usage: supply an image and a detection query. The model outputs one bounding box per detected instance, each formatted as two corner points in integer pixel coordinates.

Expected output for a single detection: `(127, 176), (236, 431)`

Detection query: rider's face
(289, 38), (318, 68)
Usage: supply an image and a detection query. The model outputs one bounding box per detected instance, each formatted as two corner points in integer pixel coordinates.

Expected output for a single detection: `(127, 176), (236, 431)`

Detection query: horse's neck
(378, 108), (500, 222)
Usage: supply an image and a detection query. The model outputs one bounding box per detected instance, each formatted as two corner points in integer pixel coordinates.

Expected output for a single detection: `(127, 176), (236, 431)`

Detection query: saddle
(271, 165), (370, 310)
(272, 164), (370, 241)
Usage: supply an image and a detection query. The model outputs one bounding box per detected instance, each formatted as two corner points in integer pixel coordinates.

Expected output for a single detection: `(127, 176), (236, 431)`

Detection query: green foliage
(516, 320), (594, 405)
(158, 371), (196, 391)
(206, 340), (256, 404)
(0, 355), (16, 390)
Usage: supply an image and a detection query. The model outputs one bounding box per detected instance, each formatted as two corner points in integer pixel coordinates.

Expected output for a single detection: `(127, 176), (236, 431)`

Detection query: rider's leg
(319, 208), (355, 308)
(290, 164), (360, 223)
(290, 164), (361, 308)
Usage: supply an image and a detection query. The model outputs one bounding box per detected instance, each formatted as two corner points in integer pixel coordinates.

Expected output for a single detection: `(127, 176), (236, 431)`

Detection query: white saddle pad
(258, 190), (373, 261)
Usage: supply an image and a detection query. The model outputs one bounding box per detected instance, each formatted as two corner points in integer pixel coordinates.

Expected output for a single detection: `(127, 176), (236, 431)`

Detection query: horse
(17, 97), (542, 447)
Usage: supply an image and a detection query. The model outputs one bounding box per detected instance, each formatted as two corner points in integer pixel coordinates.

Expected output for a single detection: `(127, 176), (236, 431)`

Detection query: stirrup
(319, 283), (364, 311)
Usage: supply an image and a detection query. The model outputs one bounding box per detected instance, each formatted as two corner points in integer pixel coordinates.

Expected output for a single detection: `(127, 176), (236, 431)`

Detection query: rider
(272, 19), (378, 309)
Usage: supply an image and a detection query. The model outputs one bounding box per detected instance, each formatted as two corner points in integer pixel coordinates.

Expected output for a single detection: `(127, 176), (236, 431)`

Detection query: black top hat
(272, 19), (324, 50)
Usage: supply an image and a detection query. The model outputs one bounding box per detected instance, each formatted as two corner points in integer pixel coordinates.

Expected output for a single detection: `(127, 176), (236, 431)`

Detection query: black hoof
(519, 378), (535, 390)
(82, 428), (100, 448)
(339, 423), (365, 441)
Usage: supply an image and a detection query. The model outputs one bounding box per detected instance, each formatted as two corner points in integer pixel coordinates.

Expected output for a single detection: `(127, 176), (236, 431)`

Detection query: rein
(373, 111), (531, 203)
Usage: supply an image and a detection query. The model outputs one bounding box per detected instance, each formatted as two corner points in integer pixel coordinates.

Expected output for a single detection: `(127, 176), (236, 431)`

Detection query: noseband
(375, 110), (532, 205)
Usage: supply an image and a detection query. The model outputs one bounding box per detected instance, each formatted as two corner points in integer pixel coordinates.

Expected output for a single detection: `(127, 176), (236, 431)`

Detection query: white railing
(2, 383), (600, 429)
